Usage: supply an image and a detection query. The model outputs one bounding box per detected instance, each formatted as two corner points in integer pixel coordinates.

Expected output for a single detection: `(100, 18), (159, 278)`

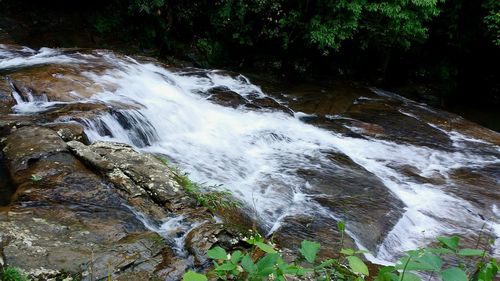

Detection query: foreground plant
(0, 267), (28, 281)
(183, 223), (499, 281)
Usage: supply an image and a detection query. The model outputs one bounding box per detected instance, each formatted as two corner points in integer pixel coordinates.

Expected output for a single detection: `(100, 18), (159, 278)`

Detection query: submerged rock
(206, 86), (248, 108)
(293, 152), (405, 254)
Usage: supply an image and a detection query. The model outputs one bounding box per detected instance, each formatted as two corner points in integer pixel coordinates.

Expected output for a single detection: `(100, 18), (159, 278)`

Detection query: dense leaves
(74, 0), (499, 109)
(101, 0), (442, 58)
(183, 231), (499, 281)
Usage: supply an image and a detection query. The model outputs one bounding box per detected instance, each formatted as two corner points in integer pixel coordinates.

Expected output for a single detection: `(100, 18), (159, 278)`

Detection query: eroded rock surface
(0, 126), (173, 280)
(0, 126), (243, 280)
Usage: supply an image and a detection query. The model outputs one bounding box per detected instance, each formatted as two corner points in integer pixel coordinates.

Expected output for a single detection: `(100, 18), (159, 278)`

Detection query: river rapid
(1, 45), (499, 265)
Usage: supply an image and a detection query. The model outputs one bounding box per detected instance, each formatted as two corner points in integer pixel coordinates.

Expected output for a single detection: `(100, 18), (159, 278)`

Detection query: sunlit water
(1, 45), (499, 263)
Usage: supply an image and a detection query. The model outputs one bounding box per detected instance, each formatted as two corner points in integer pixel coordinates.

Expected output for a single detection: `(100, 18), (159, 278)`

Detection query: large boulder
(0, 126), (176, 280)
(66, 140), (198, 220)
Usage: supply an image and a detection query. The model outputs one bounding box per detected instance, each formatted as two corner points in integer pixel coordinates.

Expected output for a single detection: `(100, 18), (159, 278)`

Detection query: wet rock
(0, 78), (14, 115)
(185, 222), (247, 267)
(0, 212), (168, 281)
(214, 205), (259, 234)
(44, 122), (89, 143)
(296, 152), (405, 253)
(42, 102), (111, 120)
(185, 222), (224, 266)
(246, 96), (294, 116)
(154, 247), (190, 281)
(2, 126), (67, 176)
(67, 141), (185, 207)
(344, 99), (453, 150)
(273, 215), (356, 262)
(7, 65), (105, 102)
(395, 164), (447, 185)
(399, 103), (500, 146)
(60, 137), (243, 277)
(67, 140), (185, 223)
(0, 152), (15, 207)
(300, 116), (367, 139)
(207, 86), (247, 108)
(284, 84), (375, 116)
(0, 126), (177, 280)
(448, 165), (500, 213)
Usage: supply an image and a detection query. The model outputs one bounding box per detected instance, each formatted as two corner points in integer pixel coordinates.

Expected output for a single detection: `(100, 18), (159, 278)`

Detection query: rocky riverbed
(0, 44), (499, 280)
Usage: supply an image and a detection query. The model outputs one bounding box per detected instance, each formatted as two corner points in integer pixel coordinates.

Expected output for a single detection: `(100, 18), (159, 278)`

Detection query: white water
(1, 46), (499, 263)
(0, 45), (83, 69)
(128, 205), (202, 258)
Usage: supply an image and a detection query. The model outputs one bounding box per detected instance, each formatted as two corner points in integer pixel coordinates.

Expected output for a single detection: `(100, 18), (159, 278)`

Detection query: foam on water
(1, 46), (499, 262)
(126, 206), (201, 259)
(0, 45), (82, 69)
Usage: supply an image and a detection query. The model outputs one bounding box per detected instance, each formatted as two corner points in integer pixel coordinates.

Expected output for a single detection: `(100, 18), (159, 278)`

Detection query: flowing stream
(1, 45), (499, 264)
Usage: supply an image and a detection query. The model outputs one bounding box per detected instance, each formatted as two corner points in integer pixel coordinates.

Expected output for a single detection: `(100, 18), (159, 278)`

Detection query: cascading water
(1, 45), (499, 264)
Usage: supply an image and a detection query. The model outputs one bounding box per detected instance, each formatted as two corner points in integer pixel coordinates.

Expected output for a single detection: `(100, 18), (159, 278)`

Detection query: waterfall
(1, 45), (499, 263)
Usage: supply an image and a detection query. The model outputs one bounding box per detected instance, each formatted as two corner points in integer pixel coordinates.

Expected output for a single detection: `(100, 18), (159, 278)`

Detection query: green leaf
(337, 220), (346, 232)
(183, 271), (208, 281)
(256, 253), (279, 276)
(355, 249), (370, 254)
(404, 252), (442, 271)
(399, 272), (422, 281)
(316, 259), (337, 269)
(427, 248), (454, 255)
(437, 236), (460, 250)
(215, 262), (237, 271)
(440, 267), (467, 281)
(231, 250), (243, 263)
(207, 246), (228, 260)
(377, 266), (397, 281)
(458, 248), (484, 256)
(341, 248), (355, 255)
(276, 275), (286, 281)
(478, 259), (499, 280)
(347, 255), (369, 276)
(255, 241), (277, 253)
(241, 254), (256, 273)
(299, 240), (321, 263)
(282, 265), (309, 275)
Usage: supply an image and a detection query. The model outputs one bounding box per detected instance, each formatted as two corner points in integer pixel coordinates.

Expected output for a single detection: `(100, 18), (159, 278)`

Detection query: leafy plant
(0, 267), (28, 281)
(182, 225), (499, 281)
(483, 0), (500, 45)
(183, 271), (208, 281)
(376, 235), (498, 281)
